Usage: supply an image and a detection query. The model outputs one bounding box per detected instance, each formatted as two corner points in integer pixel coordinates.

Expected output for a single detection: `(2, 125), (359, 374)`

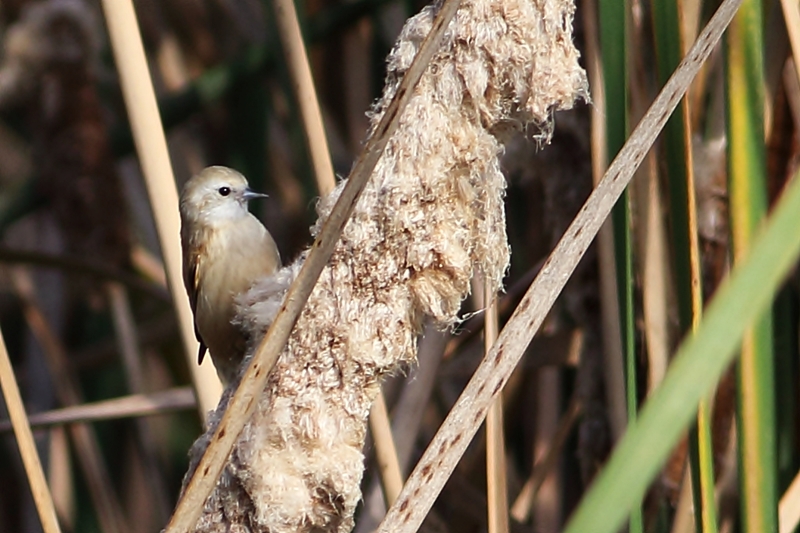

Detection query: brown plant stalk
(0, 327), (62, 533)
(177, 0), (586, 531)
(165, 0), (468, 530)
(378, 0), (743, 531)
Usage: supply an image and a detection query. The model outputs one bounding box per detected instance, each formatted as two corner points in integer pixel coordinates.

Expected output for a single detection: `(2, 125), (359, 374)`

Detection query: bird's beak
(242, 188), (269, 201)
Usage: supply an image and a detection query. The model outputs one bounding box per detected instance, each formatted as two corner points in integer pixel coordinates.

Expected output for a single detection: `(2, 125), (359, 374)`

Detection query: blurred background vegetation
(0, 0), (797, 532)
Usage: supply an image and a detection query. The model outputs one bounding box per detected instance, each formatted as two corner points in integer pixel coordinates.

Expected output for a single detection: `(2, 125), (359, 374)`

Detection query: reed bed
(0, 0), (797, 532)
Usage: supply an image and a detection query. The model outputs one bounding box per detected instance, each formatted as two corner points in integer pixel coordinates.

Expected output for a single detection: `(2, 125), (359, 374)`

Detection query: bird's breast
(193, 218), (281, 379)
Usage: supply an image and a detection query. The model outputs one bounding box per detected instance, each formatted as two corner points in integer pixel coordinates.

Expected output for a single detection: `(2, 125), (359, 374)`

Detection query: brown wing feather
(183, 246), (208, 364)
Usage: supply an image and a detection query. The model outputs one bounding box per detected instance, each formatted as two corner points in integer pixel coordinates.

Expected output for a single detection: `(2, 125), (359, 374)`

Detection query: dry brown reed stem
(680, 0), (709, 131)
(10, 269), (129, 533)
(355, 324), (448, 533)
(670, 467), (696, 533)
(107, 284), (146, 394)
(643, 250), (668, 369)
(0, 388), (196, 432)
(99, 0), (222, 418)
(165, 0), (465, 530)
(368, 398), (404, 508)
(130, 244), (168, 289)
(378, 1), (743, 531)
(369, 392), (404, 505)
(580, 0), (627, 442)
(0, 326), (62, 533)
(272, 0), (336, 196)
(634, 128), (670, 392)
(179, 0), (586, 530)
(510, 394), (582, 522)
(273, 0), (403, 499)
(369, 384), (404, 498)
(48, 427), (75, 530)
(106, 282), (171, 522)
(484, 286), (508, 533)
(669, 6), (705, 529)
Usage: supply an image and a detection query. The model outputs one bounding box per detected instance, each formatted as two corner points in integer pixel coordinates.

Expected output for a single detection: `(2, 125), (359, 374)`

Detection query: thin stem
(164, 0), (464, 529)
(99, 0), (222, 418)
(10, 269), (129, 533)
(377, 2), (742, 530)
(272, 0), (337, 196)
(106, 283), (171, 522)
(485, 284), (508, 533)
(0, 326), (62, 533)
(0, 388), (196, 432)
(510, 394), (582, 523)
(370, 392), (404, 506)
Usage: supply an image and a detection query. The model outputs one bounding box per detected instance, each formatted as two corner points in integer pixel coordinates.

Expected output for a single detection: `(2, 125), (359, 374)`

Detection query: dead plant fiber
(182, 0), (587, 531)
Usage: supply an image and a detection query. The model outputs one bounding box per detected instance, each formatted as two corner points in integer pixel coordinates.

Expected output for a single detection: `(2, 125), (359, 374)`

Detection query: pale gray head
(180, 166), (267, 227)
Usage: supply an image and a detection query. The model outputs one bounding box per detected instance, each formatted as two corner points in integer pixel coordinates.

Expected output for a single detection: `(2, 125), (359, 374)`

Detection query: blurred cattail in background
(0, 0), (130, 293)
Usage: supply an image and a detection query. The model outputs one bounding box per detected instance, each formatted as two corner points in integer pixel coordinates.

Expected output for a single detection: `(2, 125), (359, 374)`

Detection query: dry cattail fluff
(184, 0), (586, 531)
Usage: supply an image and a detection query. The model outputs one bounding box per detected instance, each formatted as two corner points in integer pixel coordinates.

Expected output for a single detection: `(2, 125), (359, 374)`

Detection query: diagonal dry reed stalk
(164, 0), (465, 530)
(510, 392), (582, 522)
(272, 0), (404, 507)
(0, 326), (62, 533)
(376, 1), (744, 531)
(172, 0), (589, 531)
(106, 282), (171, 522)
(10, 268), (130, 533)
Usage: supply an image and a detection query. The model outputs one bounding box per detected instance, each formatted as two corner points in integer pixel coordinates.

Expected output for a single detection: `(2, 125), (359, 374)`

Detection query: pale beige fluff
(183, 0), (587, 531)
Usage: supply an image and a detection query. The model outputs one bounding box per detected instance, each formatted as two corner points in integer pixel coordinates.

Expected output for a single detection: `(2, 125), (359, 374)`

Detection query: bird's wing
(184, 247), (209, 364)
(195, 323), (208, 365)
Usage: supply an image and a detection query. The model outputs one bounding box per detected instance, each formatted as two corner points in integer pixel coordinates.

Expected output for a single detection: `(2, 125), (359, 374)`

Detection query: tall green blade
(725, 1), (778, 530)
(563, 162), (800, 533)
(652, 0), (718, 531)
(598, 1), (642, 529)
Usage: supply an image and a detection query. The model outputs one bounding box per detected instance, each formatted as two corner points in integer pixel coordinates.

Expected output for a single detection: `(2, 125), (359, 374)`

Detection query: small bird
(179, 166), (281, 385)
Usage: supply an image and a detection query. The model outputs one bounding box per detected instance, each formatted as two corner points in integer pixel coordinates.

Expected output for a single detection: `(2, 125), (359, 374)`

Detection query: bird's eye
(218, 187), (231, 197)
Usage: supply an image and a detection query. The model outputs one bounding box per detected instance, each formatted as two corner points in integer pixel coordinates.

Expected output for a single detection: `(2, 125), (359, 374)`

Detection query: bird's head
(179, 166), (268, 228)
